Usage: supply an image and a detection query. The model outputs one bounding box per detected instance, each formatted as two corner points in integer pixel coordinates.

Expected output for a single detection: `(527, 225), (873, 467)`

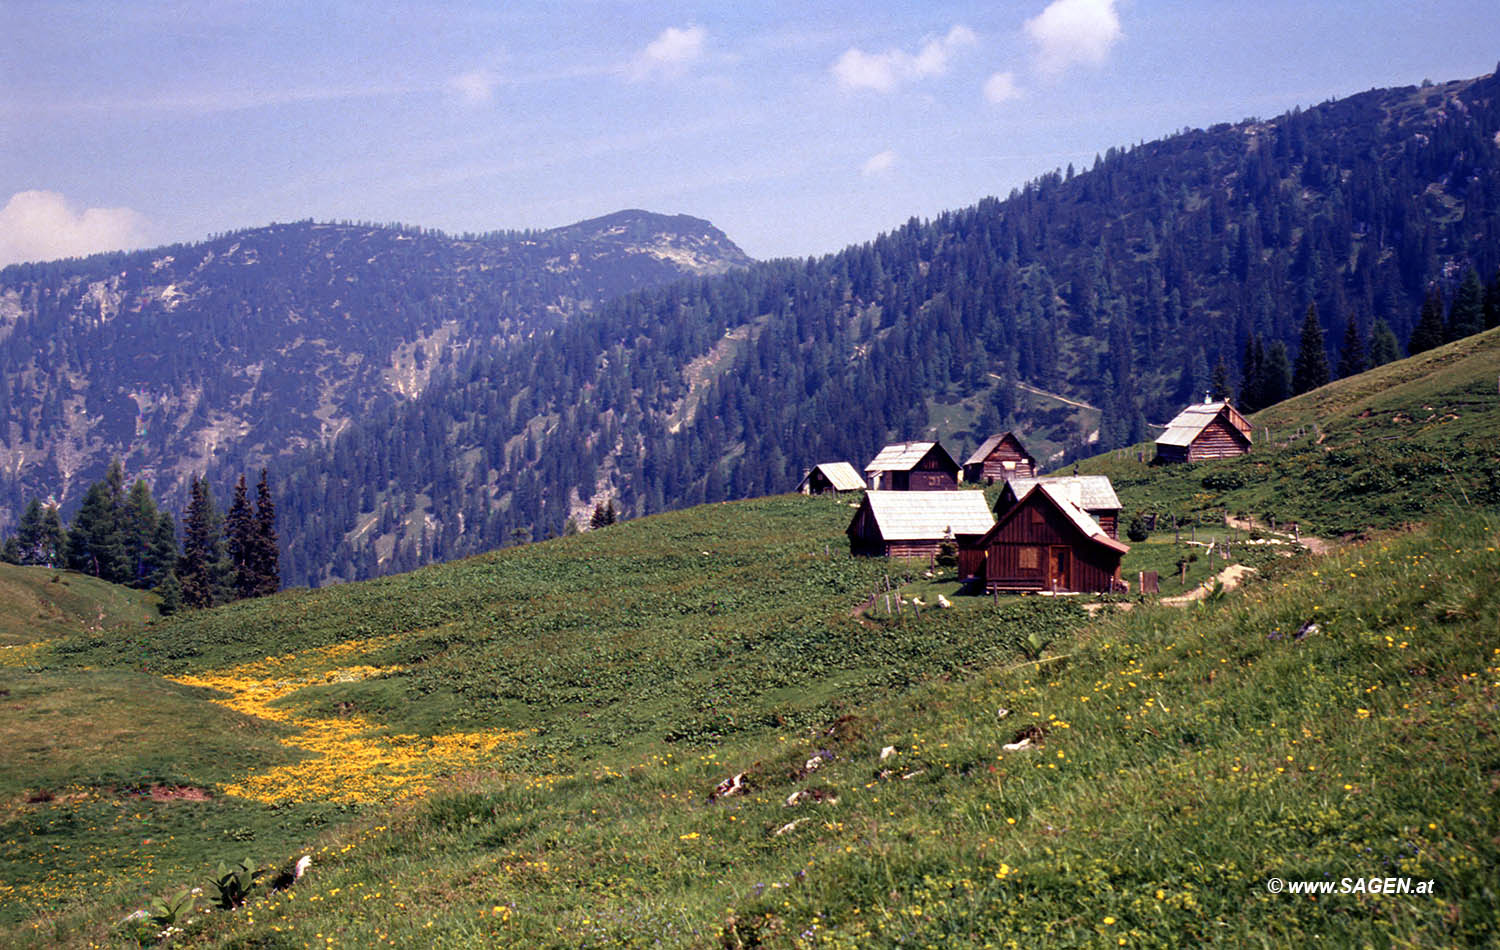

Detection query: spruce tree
(1262, 341), (1293, 407)
(6, 499), (67, 566)
(226, 475), (256, 600)
(1292, 304), (1331, 395)
(146, 512), (179, 590)
(66, 467), (129, 583)
(1336, 313), (1366, 379)
(178, 477), (226, 609)
(1408, 287), (1446, 355)
(1446, 268), (1485, 340)
(252, 469), (280, 596)
(1368, 319), (1401, 367)
(1484, 268), (1500, 330)
(123, 479), (160, 588)
(1209, 358), (1232, 401)
(1239, 335), (1265, 412)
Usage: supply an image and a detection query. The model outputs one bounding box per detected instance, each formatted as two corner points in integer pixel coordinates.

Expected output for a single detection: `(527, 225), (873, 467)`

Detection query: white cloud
(0, 191), (151, 266)
(831, 25), (977, 93)
(447, 69), (499, 105)
(1025, 0), (1121, 77)
(983, 71), (1021, 103)
(861, 149), (897, 177)
(631, 25), (707, 80)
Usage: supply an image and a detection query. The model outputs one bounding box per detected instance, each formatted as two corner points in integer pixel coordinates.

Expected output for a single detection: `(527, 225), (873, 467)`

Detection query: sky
(3, 1), (1499, 266)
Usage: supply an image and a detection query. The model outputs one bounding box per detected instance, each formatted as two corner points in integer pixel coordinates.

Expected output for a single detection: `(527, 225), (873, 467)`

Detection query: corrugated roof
(865, 441), (939, 473)
(862, 490), (995, 541)
(1155, 400), (1251, 448)
(1029, 483), (1130, 553)
(1004, 475), (1120, 511)
(801, 462), (865, 492)
(964, 432), (1030, 466)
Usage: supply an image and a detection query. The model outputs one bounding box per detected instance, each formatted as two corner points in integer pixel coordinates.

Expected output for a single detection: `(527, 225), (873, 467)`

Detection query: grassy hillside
(0, 563), (158, 647)
(1073, 327), (1500, 537)
(3, 336), (1498, 947)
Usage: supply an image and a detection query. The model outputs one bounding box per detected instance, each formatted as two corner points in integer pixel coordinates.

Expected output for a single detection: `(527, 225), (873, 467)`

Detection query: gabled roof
(1021, 483), (1130, 553)
(856, 490), (995, 541)
(1002, 475), (1120, 511)
(1155, 400), (1252, 448)
(864, 441), (956, 473)
(964, 432), (1032, 466)
(801, 462), (865, 492)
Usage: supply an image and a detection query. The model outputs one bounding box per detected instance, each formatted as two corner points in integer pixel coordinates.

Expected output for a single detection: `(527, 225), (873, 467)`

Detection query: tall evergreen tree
(178, 477), (226, 609)
(1292, 304), (1331, 395)
(123, 479), (160, 588)
(3, 499), (67, 566)
(1208, 357), (1232, 401)
(1408, 287), (1447, 355)
(146, 511), (179, 590)
(66, 461), (129, 583)
(226, 474), (257, 600)
(1484, 268), (1500, 330)
(251, 469), (280, 596)
(1262, 341), (1293, 407)
(1446, 268), (1485, 340)
(1239, 335), (1265, 411)
(1368, 319), (1401, 366)
(1336, 313), (1367, 379)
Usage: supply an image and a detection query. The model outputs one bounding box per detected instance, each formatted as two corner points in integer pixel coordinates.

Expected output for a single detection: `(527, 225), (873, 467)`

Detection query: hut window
(1018, 546), (1040, 570)
(1029, 509), (1045, 528)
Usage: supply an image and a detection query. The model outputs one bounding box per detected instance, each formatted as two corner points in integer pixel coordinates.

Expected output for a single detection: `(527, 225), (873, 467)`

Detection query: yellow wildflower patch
(169, 637), (523, 804)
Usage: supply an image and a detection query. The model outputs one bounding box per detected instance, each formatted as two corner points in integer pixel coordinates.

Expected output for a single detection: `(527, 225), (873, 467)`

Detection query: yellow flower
(679, 832), (700, 841)
(1103, 916), (1116, 925)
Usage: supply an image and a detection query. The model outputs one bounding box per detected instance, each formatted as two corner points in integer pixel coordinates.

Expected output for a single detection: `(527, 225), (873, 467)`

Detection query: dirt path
(1160, 564), (1258, 605)
(1225, 515), (1332, 555)
(990, 375), (1100, 411)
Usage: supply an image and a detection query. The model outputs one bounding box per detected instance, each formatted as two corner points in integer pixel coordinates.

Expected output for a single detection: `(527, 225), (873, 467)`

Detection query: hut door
(1048, 547), (1071, 591)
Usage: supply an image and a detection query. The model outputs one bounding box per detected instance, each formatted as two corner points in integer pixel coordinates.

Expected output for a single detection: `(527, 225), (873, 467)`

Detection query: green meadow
(1, 329), (1497, 947)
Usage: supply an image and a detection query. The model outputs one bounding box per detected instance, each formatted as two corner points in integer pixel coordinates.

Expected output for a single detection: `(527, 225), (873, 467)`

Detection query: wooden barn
(966, 483), (1129, 593)
(963, 432), (1036, 484)
(864, 441), (960, 491)
(797, 462), (865, 495)
(995, 475), (1122, 539)
(847, 490), (994, 560)
(1154, 399), (1253, 463)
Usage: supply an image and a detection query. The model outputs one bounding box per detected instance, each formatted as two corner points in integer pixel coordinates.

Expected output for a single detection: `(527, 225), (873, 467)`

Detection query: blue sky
(3, 1), (1498, 265)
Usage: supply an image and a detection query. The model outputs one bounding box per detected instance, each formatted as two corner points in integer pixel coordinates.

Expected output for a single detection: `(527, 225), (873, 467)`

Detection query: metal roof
(1155, 401), (1251, 448)
(865, 441), (941, 473)
(800, 462), (866, 492)
(964, 432), (1031, 466)
(1003, 475), (1120, 511)
(860, 490), (995, 541)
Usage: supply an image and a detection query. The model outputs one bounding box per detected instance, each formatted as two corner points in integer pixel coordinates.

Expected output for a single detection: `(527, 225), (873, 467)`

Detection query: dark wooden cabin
(797, 462), (865, 495)
(963, 432), (1036, 484)
(1154, 399), (1252, 463)
(996, 475), (1122, 539)
(967, 483), (1129, 593)
(864, 441), (960, 491)
(847, 490), (994, 560)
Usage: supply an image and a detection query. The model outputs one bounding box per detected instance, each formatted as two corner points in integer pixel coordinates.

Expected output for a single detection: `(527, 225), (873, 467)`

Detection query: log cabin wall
(1186, 417), (1251, 461)
(984, 499), (1121, 592)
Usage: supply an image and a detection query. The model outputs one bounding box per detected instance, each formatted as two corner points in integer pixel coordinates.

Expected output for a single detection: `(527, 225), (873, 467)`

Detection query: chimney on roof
(1204, 392), (1212, 404)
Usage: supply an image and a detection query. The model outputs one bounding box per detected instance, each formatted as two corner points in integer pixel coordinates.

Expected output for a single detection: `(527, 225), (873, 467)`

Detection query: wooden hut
(1154, 399), (1252, 463)
(863, 441), (960, 491)
(995, 475), (1122, 539)
(797, 462), (865, 495)
(968, 483), (1129, 593)
(846, 490), (994, 560)
(963, 432), (1036, 484)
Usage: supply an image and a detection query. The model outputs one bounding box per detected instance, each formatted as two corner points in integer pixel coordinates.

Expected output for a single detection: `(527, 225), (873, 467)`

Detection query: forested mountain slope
(0, 211), (751, 526)
(275, 69), (1500, 584)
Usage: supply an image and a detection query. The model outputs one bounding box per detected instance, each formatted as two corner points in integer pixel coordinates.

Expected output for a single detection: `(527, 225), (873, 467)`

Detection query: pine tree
(1209, 357), (1232, 401)
(1262, 341), (1293, 407)
(1239, 335), (1265, 411)
(1336, 313), (1366, 379)
(66, 463), (129, 583)
(1292, 304), (1331, 395)
(1484, 268), (1500, 330)
(226, 475), (257, 600)
(5, 499), (67, 566)
(1446, 268), (1485, 340)
(146, 512), (179, 590)
(178, 477), (226, 609)
(123, 479), (160, 588)
(251, 469), (280, 596)
(1368, 319), (1401, 366)
(156, 567), (182, 616)
(1408, 287), (1446, 355)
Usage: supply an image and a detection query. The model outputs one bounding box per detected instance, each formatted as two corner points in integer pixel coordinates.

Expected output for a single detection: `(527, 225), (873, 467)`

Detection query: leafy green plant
(147, 887), (197, 928)
(206, 858), (259, 910)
